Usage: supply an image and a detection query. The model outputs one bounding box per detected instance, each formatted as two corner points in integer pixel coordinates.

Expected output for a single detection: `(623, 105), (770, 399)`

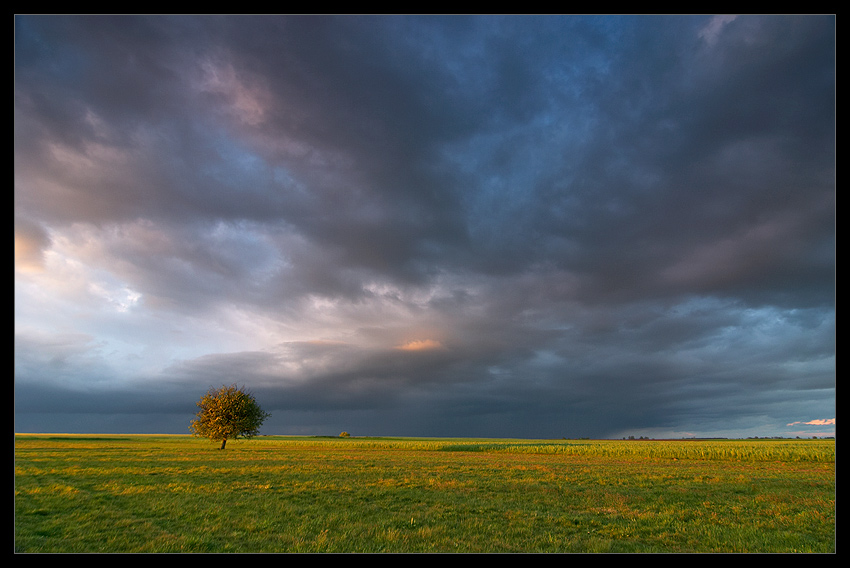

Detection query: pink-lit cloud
(787, 418), (835, 427)
(396, 339), (445, 352)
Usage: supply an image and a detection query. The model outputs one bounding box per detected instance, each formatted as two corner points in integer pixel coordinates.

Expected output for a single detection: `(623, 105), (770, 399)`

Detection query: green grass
(15, 435), (835, 553)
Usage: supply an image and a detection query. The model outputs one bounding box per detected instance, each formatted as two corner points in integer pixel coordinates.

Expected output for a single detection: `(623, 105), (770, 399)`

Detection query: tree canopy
(189, 384), (270, 449)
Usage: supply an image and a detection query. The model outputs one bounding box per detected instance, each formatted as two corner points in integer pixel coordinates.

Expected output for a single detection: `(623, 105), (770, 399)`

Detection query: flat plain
(14, 435), (835, 553)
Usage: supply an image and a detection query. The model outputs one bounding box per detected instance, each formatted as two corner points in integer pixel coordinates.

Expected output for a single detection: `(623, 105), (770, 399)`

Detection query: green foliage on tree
(189, 384), (271, 449)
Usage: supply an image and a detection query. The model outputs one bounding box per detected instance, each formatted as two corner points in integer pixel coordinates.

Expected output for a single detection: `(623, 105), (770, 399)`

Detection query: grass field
(14, 434), (835, 553)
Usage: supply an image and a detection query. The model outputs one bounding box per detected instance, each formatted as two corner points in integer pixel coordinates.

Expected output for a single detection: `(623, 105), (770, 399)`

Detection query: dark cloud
(15, 15), (834, 438)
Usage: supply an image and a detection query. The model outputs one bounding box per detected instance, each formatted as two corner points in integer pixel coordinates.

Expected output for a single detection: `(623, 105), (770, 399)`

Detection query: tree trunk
(220, 439), (227, 450)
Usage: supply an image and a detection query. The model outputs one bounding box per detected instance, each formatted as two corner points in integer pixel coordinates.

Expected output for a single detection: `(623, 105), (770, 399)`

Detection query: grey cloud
(15, 16), (834, 438)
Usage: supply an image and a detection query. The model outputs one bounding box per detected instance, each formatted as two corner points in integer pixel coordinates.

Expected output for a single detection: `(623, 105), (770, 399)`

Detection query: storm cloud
(15, 15), (834, 439)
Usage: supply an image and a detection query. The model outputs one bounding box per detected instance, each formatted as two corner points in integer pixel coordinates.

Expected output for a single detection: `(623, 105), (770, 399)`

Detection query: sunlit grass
(15, 435), (834, 553)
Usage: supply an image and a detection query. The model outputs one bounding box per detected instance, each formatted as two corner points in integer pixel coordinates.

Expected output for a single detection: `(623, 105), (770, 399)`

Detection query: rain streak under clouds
(14, 15), (835, 439)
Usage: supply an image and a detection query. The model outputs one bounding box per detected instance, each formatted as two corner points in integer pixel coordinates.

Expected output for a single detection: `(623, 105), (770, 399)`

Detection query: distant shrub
(339, 431), (350, 438)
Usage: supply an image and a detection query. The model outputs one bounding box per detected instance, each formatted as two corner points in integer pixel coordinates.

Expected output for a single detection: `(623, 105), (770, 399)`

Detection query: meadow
(14, 434), (835, 553)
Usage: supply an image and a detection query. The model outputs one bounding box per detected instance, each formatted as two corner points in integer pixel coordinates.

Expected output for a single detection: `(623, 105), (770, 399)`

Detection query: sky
(14, 15), (835, 439)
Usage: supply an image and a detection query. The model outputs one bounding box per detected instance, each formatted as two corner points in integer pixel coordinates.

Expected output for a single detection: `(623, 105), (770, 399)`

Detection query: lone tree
(189, 384), (270, 449)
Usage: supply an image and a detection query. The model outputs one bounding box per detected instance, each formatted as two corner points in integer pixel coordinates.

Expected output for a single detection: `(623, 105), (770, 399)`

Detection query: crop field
(15, 435), (835, 553)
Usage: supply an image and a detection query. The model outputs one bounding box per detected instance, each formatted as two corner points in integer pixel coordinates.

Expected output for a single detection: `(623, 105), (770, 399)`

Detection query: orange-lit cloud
(786, 418), (835, 426)
(14, 220), (50, 274)
(15, 234), (45, 273)
(396, 339), (444, 351)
